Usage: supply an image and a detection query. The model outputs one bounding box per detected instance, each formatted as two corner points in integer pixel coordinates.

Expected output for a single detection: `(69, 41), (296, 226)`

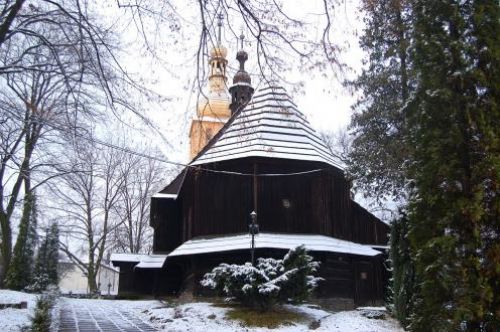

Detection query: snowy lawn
(0, 290), (38, 332)
(137, 300), (404, 331)
(0, 292), (403, 332)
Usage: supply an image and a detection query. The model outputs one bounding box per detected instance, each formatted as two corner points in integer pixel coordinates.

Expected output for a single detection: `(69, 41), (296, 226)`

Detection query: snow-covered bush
(201, 246), (323, 310)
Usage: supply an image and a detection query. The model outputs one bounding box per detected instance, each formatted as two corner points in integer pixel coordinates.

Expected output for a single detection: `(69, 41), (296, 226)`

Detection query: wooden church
(111, 32), (389, 306)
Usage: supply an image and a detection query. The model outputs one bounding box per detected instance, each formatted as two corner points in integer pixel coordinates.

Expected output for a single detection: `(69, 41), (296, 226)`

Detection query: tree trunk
(0, 212), (12, 286)
(0, 0), (25, 48)
(87, 259), (98, 294)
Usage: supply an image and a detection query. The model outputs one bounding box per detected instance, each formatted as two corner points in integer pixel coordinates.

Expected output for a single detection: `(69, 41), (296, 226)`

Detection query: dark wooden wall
(152, 158), (387, 246)
(151, 197), (182, 252)
(351, 202), (390, 245)
(150, 157), (390, 254)
(113, 262), (137, 295)
(112, 261), (183, 297)
(178, 158), (351, 241)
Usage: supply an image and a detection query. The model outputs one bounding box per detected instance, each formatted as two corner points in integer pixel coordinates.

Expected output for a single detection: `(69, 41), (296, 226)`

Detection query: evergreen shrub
(30, 286), (59, 332)
(200, 246), (323, 310)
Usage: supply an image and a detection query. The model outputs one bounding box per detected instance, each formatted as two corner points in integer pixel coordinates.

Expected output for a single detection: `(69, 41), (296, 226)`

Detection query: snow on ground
(1, 292), (403, 332)
(311, 309), (403, 331)
(139, 302), (242, 332)
(0, 290), (38, 332)
(137, 301), (404, 332)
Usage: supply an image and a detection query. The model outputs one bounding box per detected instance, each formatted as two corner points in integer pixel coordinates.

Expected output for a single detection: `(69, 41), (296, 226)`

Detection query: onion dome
(233, 49), (251, 85)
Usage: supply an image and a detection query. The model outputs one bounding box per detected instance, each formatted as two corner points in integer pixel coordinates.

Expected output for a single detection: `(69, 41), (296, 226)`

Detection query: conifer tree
(45, 223), (59, 285)
(406, 1), (499, 330)
(349, 2), (416, 324)
(347, 0), (413, 202)
(388, 212), (414, 328)
(5, 192), (37, 290)
(29, 223), (59, 292)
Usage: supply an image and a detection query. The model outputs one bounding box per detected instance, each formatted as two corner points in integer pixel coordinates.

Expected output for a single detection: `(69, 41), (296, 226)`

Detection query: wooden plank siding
(151, 197), (182, 252)
(151, 157), (388, 249)
(351, 202), (389, 245)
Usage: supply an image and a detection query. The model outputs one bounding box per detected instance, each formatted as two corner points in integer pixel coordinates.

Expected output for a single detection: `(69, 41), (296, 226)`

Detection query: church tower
(189, 15), (231, 159)
(229, 34), (254, 115)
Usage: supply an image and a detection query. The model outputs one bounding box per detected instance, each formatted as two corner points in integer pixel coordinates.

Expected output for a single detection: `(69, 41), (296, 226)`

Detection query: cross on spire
(217, 13), (223, 44)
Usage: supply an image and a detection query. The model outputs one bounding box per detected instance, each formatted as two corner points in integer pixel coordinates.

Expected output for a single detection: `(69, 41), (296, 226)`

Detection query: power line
(31, 115), (330, 177)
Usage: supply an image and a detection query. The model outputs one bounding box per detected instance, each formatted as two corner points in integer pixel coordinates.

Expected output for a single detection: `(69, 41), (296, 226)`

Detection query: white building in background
(58, 262), (119, 295)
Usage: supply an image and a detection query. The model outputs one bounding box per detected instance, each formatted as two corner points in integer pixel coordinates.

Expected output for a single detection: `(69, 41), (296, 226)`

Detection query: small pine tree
(278, 245), (322, 303)
(388, 212), (414, 328)
(28, 223), (59, 292)
(45, 223), (59, 285)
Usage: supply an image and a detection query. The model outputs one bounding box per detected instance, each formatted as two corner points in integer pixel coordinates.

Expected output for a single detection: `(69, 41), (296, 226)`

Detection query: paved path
(58, 298), (157, 332)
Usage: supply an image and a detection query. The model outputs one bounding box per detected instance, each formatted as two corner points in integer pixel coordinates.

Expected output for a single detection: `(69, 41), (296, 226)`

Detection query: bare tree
(110, 148), (166, 254)
(116, 0), (343, 81)
(0, 0), (342, 109)
(51, 137), (126, 293)
(0, 18), (109, 283)
(320, 127), (351, 165)
(0, 1), (118, 103)
(0, 69), (64, 283)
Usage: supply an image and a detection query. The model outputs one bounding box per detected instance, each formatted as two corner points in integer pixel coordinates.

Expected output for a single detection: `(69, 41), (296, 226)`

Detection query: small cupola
(229, 34), (254, 115)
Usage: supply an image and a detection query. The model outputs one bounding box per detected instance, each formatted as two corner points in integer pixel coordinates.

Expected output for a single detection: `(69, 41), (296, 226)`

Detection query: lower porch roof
(168, 233), (381, 258)
(110, 253), (167, 269)
(110, 233), (381, 270)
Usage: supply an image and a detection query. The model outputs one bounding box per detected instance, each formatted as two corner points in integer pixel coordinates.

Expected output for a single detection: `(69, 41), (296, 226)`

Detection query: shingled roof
(190, 85), (343, 168)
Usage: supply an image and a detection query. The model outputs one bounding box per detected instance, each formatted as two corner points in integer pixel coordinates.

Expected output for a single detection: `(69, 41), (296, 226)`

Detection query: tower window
(205, 128), (214, 140)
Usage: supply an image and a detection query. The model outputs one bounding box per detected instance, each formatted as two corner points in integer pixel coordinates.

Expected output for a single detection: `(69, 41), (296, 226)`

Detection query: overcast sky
(103, 0), (365, 165)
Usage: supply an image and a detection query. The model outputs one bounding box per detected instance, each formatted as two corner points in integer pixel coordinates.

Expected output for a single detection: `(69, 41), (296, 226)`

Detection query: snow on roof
(63, 262), (119, 273)
(370, 245), (389, 250)
(152, 193), (178, 199)
(135, 255), (167, 269)
(190, 85), (343, 169)
(168, 233), (381, 257)
(110, 253), (145, 263)
(110, 253), (167, 269)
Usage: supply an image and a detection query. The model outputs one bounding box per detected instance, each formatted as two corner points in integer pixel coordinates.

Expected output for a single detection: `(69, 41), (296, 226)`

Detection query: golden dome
(210, 46), (228, 59)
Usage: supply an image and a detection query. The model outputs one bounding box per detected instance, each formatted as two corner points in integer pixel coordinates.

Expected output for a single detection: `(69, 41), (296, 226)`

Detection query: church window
(282, 198), (291, 209)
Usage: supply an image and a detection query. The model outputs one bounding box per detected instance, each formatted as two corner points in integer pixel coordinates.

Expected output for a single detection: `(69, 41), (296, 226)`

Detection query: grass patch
(225, 305), (310, 329)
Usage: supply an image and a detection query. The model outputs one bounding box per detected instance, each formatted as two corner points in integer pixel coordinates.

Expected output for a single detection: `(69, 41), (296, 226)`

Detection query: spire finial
(239, 32), (245, 50)
(217, 13), (223, 44)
